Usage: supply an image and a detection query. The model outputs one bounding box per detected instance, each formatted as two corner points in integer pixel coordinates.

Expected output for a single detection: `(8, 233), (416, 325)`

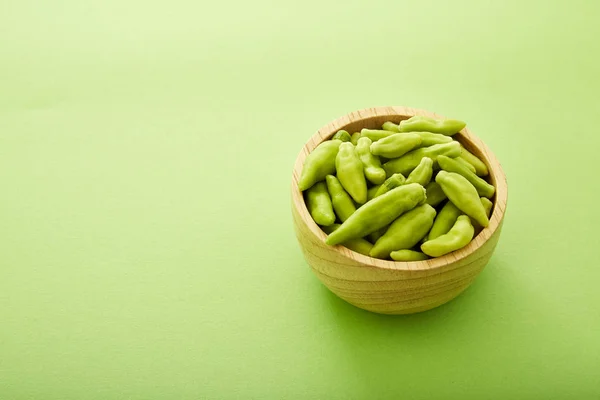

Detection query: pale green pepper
(305, 181), (335, 226)
(390, 249), (429, 261)
(399, 115), (466, 136)
(298, 139), (342, 191)
(421, 215), (474, 257)
(356, 137), (386, 184)
(336, 142), (368, 204)
(436, 171), (489, 228)
(370, 204), (436, 259)
(382, 121), (400, 132)
(427, 201), (462, 241)
(360, 128), (396, 142)
(405, 157), (433, 186)
(332, 130), (351, 142)
(370, 133), (423, 158)
(424, 181), (447, 207)
(438, 155), (495, 198)
(322, 224), (373, 256)
(325, 175), (356, 222)
(459, 146), (488, 176)
(383, 141), (461, 177)
(374, 173), (406, 198)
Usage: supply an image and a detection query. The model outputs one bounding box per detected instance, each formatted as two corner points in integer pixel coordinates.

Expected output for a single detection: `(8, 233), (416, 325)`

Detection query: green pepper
(305, 181), (335, 226)
(436, 171), (489, 228)
(360, 128), (396, 142)
(298, 139), (342, 191)
(414, 132), (453, 147)
(424, 181), (447, 207)
(325, 183), (426, 246)
(437, 155), (495, 198)
(459, 146), (488, 176)
(473, 197), (494, 234)
(370, 133), (422, 158)
(381, 121), (400, 132)
(383, 141), (461, 177)
(350, 132), (361, 145)
(355, 137), (386, 184)
(374, 173), (406, 198)
(370, 204), (436, 259)
(454, 156), (476, 174)
(332, 130), (351, 142)
(427, 201), (462, 241)
(368, 226), (388, 245)
(325, 175), (356, 222)
(336, 142), (368, 204)
(421, 215), (474, 257)
(390, 249), (429, 261)
(322, 224), (373, 256)
(398, 115), (466, 136)
(405, 157), (433, 186)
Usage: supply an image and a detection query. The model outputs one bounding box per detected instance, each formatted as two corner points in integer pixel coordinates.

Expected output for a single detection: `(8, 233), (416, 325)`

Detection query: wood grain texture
(291, 106), (508, 314)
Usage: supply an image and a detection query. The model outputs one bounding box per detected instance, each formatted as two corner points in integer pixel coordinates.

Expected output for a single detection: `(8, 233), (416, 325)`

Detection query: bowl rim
(291, 106), (508, 271)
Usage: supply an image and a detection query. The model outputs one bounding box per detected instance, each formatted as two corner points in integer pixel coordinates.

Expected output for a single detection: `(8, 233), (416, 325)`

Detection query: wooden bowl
(291, 106), (508, 315)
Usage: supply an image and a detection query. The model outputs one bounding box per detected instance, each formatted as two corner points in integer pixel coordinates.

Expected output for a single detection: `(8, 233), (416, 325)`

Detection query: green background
(1, 0), (599, 398)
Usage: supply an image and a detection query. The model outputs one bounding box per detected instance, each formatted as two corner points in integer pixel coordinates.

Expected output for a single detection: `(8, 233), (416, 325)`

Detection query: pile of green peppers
(298, 115), (495, 261)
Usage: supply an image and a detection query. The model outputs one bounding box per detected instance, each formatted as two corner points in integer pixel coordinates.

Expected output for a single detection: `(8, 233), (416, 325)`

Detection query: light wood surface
(291, 106), (508, 314)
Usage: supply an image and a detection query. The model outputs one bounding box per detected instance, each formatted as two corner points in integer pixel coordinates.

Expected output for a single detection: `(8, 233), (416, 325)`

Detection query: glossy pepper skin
(370, 133), (422, 158)
(298, 139), (342, 191)
(370, 204), (436, 259)
(383, 141), (461, 177)
(390, 249), (429, 261)
(360, 128), (396, 142)
(473, 197), (494, 233)
(428, 201), (462, 241)
(374, 173), (406, 198)
(382, 121), (400, 132)
(336, 142), (368, 204)
(305, 181), (336, 226)
(355, 137), (386, 184)
(459, 146), (488, 176)
(421, 215), (474, 257)
(322, 224), (373, 256)
(454, 156), (476, 174)
(414, 132), (453, 147)
(325, 183), (426, 246)
(350, 132), (361, 145)
(437, 155), (495, 198)
(332, 130), (351, 142)
(398, 115), (466, 136)
(405, 157), (433, 186)
(436, 171), (489, 228)
(325, 175), (356, 222)
(424, 182), (447, 207)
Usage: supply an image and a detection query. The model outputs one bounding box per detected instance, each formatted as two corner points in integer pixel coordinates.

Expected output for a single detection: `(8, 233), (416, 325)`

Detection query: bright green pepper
(374, 173), (406, 198)
(356, 137), (386, 184)
(368, 226), (388, 245)
(350, 132), (361, 146)
(421, 215), (474, 257)
(298, 139), (342, 191)
(305, 181), (335, 226)
(473, 197), (494, 233)
(367, 184), (382, 201)
(325, 175), (356, 222)
(325, 183), (426, 245)
(383, 141), (461, 177)
(436, 171), (489, 228)
(370, 204), (436, 259)
(427, 201), (462, 241)
(424, 181), (447, 207)
(360, 128), (396, 142)
(382, 121), (400, 132)
(332, 130), (351, 142)
(437, 155), (495, 198)
(336, 142), (368, 204)
(454, 156), (476, 174)
(390, 249), (429, 261)
(414, 132), (453, 147)
(322, 224), (373, 256)
(398, 116), (466, 136)
(460, 146), (488, 176)
(405, 157), (433, 186)
(370, 133), (422, 158)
